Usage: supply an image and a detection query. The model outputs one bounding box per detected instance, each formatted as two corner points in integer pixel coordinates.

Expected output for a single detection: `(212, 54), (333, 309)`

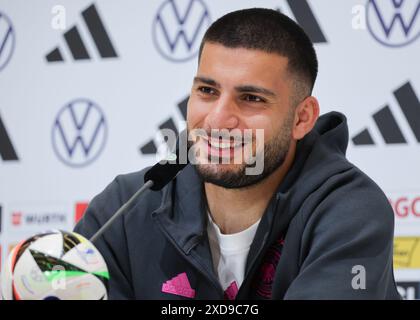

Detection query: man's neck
(205, 143), (296, 234)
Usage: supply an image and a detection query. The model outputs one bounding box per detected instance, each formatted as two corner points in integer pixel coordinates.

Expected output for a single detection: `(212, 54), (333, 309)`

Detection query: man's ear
(292, 96), (320, 140)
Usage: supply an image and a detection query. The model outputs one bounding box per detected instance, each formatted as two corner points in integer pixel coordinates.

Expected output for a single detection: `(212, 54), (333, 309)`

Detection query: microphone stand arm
(89, 180), (154, 243)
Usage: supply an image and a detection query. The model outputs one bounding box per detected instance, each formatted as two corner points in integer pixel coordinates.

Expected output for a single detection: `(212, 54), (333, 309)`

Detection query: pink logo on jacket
(252, 239), (284, 298)
(224, 281), (239, 300)
(162, 272), (196, 298)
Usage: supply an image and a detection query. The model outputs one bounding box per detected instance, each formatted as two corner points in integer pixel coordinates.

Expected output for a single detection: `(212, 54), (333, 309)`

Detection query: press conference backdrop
(0, 0), (419, 299)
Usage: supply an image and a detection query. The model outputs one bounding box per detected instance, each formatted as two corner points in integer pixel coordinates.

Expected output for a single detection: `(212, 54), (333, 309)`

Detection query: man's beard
(188, 112), (294, 189)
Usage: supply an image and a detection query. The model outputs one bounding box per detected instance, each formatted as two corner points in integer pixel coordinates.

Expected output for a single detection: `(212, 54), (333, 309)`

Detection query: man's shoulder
(113, 167), (150, 199)
(343, 164), (391, 214)
(304, 162), (394, 228)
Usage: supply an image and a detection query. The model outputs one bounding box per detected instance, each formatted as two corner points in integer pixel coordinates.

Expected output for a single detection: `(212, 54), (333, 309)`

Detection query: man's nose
(205, 95), (239, 130)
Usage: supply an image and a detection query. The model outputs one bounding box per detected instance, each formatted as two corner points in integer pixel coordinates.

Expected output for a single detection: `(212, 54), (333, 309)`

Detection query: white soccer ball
(1, 230), (109, 300)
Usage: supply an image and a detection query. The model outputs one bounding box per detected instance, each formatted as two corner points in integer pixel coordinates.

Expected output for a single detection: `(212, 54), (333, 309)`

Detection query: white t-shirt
(207, 213), (261, 294)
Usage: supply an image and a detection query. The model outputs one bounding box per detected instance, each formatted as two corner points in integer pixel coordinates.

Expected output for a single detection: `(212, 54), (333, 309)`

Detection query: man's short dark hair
(198, 8), (318, 104)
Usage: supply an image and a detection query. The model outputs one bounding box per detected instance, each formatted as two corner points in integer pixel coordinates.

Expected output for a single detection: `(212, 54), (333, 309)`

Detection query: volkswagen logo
(0, 11), (16, 72)
(366, 0), (420, 47)
(153, 0), (211, 62)
(52, 98), (107, 167)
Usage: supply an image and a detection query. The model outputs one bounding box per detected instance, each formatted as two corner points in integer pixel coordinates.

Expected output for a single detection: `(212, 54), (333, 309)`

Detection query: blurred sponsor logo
(394, 237), (420, 269)
(11, 211), (67, 227)
(12, 211), (22, 226)
(8, 205), (69, 233)
(389, 195), (420, 218)
(397, 282), (420, 300)
(75, 202), (88, 224)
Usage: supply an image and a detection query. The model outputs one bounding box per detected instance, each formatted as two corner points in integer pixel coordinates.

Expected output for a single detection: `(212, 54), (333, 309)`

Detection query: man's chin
(192, 163), (265, 189)
(194, 163), (240, 182)
(195, 163), (243, 177)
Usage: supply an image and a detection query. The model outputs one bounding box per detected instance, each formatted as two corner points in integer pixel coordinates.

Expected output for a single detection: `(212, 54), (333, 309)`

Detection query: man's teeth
(208, 139), (243, 149)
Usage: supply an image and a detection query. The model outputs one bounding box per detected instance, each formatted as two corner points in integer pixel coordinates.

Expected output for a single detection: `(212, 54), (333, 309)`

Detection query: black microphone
(144, 130), (189, 191)
(90, 130), (189, 243)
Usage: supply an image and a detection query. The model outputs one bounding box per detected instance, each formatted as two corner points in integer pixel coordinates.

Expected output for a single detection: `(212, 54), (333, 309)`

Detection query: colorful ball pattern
(1, 230), (109, 300)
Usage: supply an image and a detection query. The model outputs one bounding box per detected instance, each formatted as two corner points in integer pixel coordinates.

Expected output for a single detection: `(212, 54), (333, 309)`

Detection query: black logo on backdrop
(139, 96), (188, 155)
(153, 0), (211, 62)
(276, 0), (328, 44)
(0, 10), (16, 72)
(0, 113), (18, 161)
(397, 282), (420, 300)
(46, 4), (118, 62)
(52, 98), (107, 167)
(352, 82), (420, 146)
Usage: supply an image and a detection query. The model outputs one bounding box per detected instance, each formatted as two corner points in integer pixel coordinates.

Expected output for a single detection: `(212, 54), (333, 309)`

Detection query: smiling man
(75, 8), (400, 299)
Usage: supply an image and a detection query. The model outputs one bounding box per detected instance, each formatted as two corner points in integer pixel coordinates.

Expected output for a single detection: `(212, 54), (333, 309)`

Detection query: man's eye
(243, 94), (264, 102)
(198, 87), (216, 95)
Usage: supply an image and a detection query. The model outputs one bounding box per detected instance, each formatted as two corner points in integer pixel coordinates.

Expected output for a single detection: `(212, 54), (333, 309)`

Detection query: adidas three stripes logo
(46, 4), (118, 62)
(353, 82), (420, 146)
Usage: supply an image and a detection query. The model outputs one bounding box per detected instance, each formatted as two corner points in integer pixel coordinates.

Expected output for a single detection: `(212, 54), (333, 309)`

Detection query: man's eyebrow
(193, 76), (221, 88)
(235, 85), (276, 97)
(193, 78), (276, 97)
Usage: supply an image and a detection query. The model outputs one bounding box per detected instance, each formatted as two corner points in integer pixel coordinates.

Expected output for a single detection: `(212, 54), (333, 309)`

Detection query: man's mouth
(206, 137), (244, 149)
(198, 136), (248, 161)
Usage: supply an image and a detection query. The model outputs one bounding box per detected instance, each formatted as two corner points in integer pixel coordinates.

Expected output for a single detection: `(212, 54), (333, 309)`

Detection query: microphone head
(144, 130), (189, 191)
